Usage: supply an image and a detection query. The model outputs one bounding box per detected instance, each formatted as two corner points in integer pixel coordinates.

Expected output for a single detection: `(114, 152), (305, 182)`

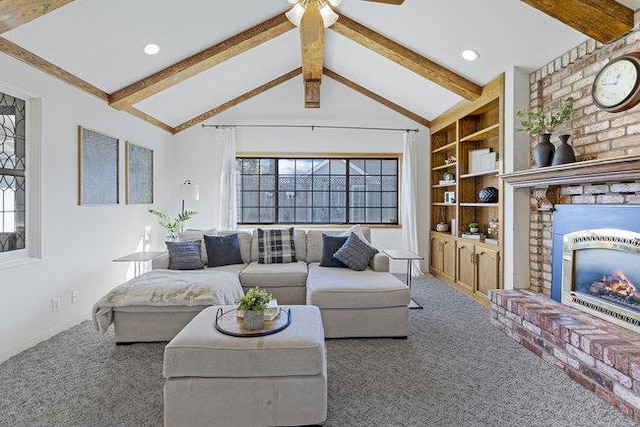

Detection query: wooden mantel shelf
(500, 155), (640, 188)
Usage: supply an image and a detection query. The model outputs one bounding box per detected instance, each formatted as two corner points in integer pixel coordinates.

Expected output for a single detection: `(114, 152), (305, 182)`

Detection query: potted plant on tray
(516, 97), (574, 168)
(237, 287), (273, 330)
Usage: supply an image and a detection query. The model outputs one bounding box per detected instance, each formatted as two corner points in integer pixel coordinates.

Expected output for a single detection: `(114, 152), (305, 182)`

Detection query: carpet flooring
(0, 275), (635, 426)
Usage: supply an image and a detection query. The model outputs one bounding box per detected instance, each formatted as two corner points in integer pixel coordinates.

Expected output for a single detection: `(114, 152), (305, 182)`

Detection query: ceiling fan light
(286, 3), (306, 26)
(287, 0), (298, 3)
(319, 4), (339, 28)
(461, 49), (480, 61)
(328, 0), (342, 6)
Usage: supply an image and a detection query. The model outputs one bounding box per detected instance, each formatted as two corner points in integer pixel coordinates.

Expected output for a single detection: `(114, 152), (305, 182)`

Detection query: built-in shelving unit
(429, 74), (504, 303)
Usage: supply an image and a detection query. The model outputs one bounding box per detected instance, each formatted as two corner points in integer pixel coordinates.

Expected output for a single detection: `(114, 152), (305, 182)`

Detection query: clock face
(593, 58), (639, 108)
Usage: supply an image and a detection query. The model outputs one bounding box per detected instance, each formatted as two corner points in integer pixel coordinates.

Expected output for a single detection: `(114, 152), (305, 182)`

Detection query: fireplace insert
(562, 228), (640, 332)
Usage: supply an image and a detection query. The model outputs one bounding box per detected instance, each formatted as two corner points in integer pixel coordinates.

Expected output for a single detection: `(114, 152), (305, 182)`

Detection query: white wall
(168, 77), (430, 273)
(0, 53), (173, 363)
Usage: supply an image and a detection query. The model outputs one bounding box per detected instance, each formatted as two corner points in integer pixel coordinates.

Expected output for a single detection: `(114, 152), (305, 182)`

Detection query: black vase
(551, 134), (576, 166)
(478, 186), (499, 203)
(533, 133), (555, 168)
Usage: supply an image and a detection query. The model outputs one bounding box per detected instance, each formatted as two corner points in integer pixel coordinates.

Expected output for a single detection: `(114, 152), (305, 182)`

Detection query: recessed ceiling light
(143, 43), (160, 55)
(461, 49), (479, 61)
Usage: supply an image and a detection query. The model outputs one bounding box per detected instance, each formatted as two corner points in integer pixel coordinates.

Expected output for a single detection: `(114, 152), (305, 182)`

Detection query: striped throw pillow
(258, 228), (297, 264)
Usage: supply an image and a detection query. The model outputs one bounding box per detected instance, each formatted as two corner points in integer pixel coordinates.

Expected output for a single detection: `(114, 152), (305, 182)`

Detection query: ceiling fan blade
(360, 0), (405, 4)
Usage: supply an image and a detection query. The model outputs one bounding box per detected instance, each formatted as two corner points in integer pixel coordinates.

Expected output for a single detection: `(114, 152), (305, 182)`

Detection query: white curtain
(216, 127), (237, 230)
(402, 131), (424, 276)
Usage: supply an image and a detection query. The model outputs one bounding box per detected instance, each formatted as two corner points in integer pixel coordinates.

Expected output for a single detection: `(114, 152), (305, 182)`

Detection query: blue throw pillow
(204, 234), (244, 267)
(319, 234), (348, 268)
(166, 240), (205, 270)
(334, 232), (379, 271)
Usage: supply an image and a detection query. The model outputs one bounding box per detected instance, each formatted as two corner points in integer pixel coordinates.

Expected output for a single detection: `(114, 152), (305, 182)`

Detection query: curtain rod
(201, 124), (419, 133)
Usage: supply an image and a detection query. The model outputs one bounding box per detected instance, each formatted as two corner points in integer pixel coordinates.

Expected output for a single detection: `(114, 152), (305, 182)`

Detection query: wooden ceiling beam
(0, 36), (109, 101)
(0, 0), (75, 33)
(173, 68), (302, 134)
(125, 107), (176, 134)
(300, 2), (325, 108)
(331, 14), (482, 101)
(520, 0), (633, 44)
(324, 68), (430, 127)
(109, 13), (294, 111)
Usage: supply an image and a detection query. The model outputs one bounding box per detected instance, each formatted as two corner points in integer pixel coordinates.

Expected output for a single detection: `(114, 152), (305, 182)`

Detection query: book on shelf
(484, 238), (499, 246)
(439, 180), (456, 185)
(461, 232), (486, 241)
(468, 148), (490, 174)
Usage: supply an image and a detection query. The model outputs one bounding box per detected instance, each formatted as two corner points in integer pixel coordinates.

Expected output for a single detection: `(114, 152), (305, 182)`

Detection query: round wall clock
(592, 52), (640, 113)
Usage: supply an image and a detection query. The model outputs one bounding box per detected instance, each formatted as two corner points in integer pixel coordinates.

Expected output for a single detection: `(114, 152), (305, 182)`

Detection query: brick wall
(527, 13), (640, 295)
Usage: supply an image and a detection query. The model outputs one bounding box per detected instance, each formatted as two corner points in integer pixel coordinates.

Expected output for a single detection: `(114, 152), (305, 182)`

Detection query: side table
(383, 249), (424, 310)
(113, 251), (166, 277)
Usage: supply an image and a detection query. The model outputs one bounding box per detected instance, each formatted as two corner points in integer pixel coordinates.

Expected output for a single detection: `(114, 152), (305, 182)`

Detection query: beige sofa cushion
(250, 229), (307, 262)
(239, 261), (308, 287)
(306, 263), (409, 309)
(164, 305), (324, 378)
(305, 227), (371, 263)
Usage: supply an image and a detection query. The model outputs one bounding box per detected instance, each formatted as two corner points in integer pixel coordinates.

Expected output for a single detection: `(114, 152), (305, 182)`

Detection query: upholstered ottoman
(163, 305), (327, 427)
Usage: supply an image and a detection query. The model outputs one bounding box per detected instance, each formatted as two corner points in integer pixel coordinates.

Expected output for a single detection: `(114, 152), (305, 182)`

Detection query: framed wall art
(125, 141), (154, 204)
(78, 126), (119, 205)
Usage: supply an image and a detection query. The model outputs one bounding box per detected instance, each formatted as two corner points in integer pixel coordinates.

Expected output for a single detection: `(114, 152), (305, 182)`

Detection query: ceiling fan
(284, 0), (405, 108)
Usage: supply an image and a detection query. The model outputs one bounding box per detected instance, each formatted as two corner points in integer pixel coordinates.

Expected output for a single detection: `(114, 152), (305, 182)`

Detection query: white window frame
(0, 80), (41, 268)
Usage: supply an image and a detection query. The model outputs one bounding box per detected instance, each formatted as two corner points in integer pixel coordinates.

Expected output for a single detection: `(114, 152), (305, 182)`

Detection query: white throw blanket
(92, 269), (244, 334)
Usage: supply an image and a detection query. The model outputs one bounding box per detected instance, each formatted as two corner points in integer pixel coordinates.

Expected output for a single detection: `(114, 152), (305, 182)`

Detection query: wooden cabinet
(456, 241), (499, 296)
(430, 232), (456, 282)
(429, 74), (504, 303)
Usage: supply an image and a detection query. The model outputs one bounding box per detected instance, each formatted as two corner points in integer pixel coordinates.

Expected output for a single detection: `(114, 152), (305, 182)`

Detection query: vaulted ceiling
(1, 0), (639, 133)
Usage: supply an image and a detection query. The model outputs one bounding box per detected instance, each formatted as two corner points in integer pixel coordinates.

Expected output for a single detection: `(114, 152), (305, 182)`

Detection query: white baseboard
(0, 314), (90, 364)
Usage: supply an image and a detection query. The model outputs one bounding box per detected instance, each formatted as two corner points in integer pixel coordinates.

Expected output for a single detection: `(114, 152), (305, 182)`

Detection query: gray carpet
(0, 275), (634, 426)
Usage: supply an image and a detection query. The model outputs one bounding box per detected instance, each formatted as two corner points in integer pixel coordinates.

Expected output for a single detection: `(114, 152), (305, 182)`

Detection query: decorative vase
(533, 133), (555, 168)
(551, 134), (576, 166)
(243, 310), (264, 330)
(478, 186), (499, 203)
(436, 222), (449, 232)
(443, 171), (455, 181)
(469, 227), (479, 233)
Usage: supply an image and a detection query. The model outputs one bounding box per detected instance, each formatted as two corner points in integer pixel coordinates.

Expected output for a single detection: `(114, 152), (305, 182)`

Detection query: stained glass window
(0, 91), (26, 253)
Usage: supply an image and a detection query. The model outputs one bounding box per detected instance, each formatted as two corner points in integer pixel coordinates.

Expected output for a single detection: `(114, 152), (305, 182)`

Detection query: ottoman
(163, 305), (327, 427)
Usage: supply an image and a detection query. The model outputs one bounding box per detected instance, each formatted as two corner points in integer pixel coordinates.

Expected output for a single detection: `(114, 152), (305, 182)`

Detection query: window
(0, 91), (26, 253)
(236, 157), (399, 225)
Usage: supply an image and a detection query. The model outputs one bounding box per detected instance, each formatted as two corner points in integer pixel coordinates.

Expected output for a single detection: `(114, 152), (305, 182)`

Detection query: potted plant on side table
(516, 97), (574, 168)
(237, 287), (273, 330)
(148, 209), (198, 241)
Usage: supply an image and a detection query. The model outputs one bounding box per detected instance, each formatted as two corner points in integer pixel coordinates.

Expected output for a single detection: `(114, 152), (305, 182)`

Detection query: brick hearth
(491, 290), (640, 421)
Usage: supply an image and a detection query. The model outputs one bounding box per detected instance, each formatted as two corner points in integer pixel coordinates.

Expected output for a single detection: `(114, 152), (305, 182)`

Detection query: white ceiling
(4, 0), (638, 129)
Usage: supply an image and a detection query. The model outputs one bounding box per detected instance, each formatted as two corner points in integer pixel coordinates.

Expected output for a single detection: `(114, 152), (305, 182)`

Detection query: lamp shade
(319, 4), (338, 27)
(285, 3), (306, 26)
(181, 180), (200, 202)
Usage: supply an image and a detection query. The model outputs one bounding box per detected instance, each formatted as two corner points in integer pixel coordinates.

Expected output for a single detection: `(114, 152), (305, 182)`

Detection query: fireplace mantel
(500, 155), (640, 187)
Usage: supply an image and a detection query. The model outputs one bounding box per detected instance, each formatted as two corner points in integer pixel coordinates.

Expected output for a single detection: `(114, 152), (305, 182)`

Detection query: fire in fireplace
(562, 229), (640, 332)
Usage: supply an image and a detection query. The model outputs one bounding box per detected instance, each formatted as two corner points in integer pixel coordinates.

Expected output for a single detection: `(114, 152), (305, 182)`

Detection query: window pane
(243, 192), (259, 207)
(366, 192), (381, 207)
(330, 176), (346, 191)
(313, 208), (329, 223)
(279, 191), (295, 207)
(365, 176), (381, 192)
(296, 159), (313, 174)
(279, 208), (295, 223)
(330, 207), (346, 223)
(382, 208), (397, 223)
(279, 175), (295, 191)
(296, 191), (311, 207)
(260, 191), (274, 206)
(296, 176), (311, 191)
(313, 176), (329, 191)
(260, 208), (275, 223)
(243, 176), (259, 191)
(296, 207), (312, 222)
(350, 208), (365, 223)
(365, 159), (381, 174)
(330, 159), (346, 174)
(366, 208), (381, 223)
(243, 208), (260, 223)
(261, 175), (275, 191)
(382, 176), (397, 191)
(382, 192), (397, 207)
(350, 192), (365, 208)
(279, 159), (295, 174)
(260, 158), (276, 174)
(242, 159), (260, 174)
(313, 191), (329, 207)
(382, 160), (397, 175)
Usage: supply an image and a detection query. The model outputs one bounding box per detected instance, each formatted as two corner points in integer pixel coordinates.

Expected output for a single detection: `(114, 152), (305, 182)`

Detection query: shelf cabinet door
(441, 236), (456, 282)
(476, 247), (499, 296)
(430, 236), (444, 275)
(456, 241), (475, 291)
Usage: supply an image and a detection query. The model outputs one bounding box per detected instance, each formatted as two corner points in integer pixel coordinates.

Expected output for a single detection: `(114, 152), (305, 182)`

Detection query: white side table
(113, 251), (166, 277)
(383, 249), (424, 309)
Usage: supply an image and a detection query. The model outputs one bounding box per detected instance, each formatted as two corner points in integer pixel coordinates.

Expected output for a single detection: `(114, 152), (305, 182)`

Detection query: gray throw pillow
(204, 234), (244, 267)
(166, 240), (205, 270)
(258, 228), (297, 264)
(319, 234), (348, 268)
(334, 232), (379, 271)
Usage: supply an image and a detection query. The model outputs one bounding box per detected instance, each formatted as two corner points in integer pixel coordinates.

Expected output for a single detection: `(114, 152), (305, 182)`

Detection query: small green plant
(148, 209), (197, 234)
(516, 97), (574, 136)
(469, 222), (479, 230)
(237, 287), (273, 312)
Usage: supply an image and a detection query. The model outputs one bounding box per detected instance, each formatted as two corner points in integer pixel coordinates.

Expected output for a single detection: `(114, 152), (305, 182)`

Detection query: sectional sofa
(111, 227), (410, 341)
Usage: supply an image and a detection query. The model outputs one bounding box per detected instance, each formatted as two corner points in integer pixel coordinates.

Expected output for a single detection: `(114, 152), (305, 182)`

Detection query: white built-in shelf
(432, 182), (456, 188)
(460, 169), (499, 179)
(433, 202), (457, 206)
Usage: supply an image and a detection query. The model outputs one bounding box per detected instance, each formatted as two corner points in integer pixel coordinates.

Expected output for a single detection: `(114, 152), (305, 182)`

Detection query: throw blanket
(93, 269), (243, 334)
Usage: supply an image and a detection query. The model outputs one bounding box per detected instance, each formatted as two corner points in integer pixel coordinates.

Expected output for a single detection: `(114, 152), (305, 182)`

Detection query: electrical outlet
(71, 291), (79, 304)
(51, 297), (61, 312)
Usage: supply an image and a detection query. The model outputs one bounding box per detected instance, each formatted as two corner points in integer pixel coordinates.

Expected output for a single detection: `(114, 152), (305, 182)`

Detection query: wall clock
(592, 52), (640, 113)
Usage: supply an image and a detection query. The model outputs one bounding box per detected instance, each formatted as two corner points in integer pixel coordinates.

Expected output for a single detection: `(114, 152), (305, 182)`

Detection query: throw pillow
(166, 240), (205, 270)
(258, 228), (297, 264)
(204, 234), (244, 267)
(334, 232), (379, 271)
(178, 228), (217, 264)
(319, 234), (348, 268)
